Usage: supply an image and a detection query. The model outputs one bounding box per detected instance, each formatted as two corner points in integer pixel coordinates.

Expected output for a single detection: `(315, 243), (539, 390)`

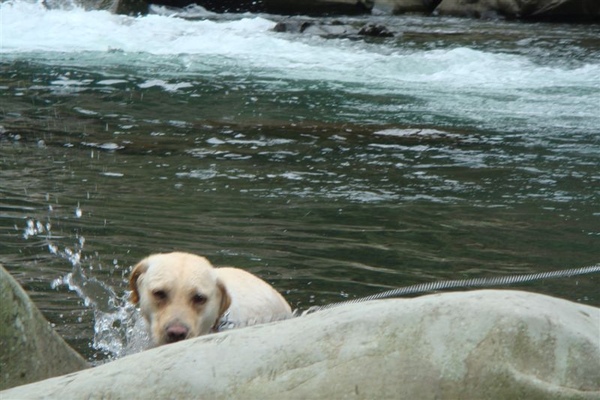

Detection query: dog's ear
(129, 259), (149, 305)
(217, 280), (231, 316)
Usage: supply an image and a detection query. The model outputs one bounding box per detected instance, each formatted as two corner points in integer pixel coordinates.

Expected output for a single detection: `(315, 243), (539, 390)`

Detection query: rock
(43, 0), (149, 14)
(434, 0), (600, 21)
(151, 0), (264, 13)
(373, 0), (441, 14)
(0, 265), (89, 391)
(272, 21), (318, 33)
(150, 0), (374, 14)
(272, 20), (361, 36)
(112, 0), (149, 15)
(114, 0), (599, 19)
(2, 290), (598, 399)
(272, 19), (396, 38)
(264, 0), (374, 15)
(358, 23), (394, 37)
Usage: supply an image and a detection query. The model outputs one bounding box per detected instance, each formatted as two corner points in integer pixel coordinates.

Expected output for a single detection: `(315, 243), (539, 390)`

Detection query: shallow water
(1, 1), (599, 362)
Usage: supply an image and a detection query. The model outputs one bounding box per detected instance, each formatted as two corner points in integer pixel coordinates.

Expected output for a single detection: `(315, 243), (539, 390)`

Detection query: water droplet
(48, 244), (58, 254)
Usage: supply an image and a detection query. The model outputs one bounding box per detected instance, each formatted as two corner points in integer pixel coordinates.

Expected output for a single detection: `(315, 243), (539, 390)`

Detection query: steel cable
(302, 264), (600, 315)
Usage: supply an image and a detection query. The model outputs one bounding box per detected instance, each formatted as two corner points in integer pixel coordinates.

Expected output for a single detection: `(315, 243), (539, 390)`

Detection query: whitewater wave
(2, 0), (598, 89)
(2, 0), (598, 135)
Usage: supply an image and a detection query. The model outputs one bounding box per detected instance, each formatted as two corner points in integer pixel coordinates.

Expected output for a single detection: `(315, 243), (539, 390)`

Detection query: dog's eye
(191, 293), (207, 305)
(152, 289), (167, 301)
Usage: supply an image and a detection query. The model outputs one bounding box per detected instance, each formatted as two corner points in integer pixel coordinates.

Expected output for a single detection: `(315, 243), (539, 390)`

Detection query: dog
(129, 252), (292, 346)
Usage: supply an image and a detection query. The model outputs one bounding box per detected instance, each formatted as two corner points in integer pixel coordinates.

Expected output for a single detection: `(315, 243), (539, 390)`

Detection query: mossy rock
(0, 265), (89, 391)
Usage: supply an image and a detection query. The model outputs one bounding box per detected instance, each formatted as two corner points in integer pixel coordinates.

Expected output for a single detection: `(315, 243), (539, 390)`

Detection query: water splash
(23, 219), (50, 239)
(74, 203), (83, 218)
(93, 300), (151, 358)
(24, 209), (150, 361)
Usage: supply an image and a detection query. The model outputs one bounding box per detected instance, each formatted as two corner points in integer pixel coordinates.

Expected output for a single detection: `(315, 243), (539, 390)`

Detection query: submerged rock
(272, 19), (396, 38)
(273, 20), (360, 36)
(358, 23), (394, 37)
(2, 290), (598, 398)
(0, 265), (89, 391)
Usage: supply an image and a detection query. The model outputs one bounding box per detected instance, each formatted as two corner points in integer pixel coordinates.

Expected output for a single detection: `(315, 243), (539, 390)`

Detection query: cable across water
(302, 264), (600, 315)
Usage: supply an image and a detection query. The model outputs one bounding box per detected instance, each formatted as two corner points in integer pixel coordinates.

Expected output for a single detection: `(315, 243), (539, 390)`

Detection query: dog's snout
(165, 323), (189, 343)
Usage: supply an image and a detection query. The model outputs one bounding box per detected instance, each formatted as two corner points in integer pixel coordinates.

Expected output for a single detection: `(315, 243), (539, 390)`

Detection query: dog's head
(129, 252), (231, 346)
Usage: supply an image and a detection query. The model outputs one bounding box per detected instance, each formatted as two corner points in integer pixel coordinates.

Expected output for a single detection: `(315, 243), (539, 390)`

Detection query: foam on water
(2, 1), (598, 86)
(0, 1), (275, 54)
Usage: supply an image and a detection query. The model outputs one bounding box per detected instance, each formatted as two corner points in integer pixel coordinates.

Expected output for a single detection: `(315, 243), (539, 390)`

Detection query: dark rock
(151, 0), (264, 13)
(358, 23), (394, 37)
(120, 0), (598, 19)
(271, 19), (358, 36)
(272, 22), (288, 32)
(272, 21), (316, 33)
(113, 0), (149, 15)
(151, 0), (374, 15)
(272, 19), (394, 38)
(42, 0), (149, 14)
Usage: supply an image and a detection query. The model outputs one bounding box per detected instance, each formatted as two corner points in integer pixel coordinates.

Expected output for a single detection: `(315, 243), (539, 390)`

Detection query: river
(1, 0), (599, 363)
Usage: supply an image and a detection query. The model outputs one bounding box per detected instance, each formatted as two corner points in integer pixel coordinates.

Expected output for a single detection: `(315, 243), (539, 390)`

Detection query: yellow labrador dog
(129, 252), (292, 346)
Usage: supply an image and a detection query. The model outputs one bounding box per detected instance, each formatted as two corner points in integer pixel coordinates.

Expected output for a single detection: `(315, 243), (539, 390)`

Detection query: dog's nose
(165, 323), (189, 343)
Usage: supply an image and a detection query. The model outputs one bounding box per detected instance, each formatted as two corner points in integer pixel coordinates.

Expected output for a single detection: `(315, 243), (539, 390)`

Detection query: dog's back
(216, 267), (292, 329)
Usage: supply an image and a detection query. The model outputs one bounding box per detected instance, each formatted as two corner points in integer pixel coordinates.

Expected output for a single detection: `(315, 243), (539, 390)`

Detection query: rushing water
(1, 0), (599, 362)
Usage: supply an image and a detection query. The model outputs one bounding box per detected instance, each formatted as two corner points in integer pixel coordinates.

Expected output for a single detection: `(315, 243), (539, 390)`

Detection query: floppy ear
(129, 259), (149, 305)
(217, 280), (231, 316)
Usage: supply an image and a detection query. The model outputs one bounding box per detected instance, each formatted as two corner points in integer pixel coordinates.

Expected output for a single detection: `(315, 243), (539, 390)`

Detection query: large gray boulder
(0, 265), (89, 391)
(2, 289), (598, 399)
(434, 0), (600, 20)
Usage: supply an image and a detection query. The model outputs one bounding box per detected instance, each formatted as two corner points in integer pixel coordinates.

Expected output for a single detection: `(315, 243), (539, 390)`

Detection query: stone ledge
(2, 288), (598, 399)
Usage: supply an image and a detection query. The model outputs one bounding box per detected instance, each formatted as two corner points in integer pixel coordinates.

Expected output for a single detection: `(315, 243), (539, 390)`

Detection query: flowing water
(1, 1), (599, 363)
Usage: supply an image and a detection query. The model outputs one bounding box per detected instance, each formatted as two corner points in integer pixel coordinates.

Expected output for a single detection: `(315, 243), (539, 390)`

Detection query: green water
(1, 10), (599, 361)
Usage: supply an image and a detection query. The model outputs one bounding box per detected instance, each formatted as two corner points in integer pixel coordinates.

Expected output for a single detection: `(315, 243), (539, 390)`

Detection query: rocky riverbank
(104, 0), (600, 21)
(42, 0), (600, 21)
